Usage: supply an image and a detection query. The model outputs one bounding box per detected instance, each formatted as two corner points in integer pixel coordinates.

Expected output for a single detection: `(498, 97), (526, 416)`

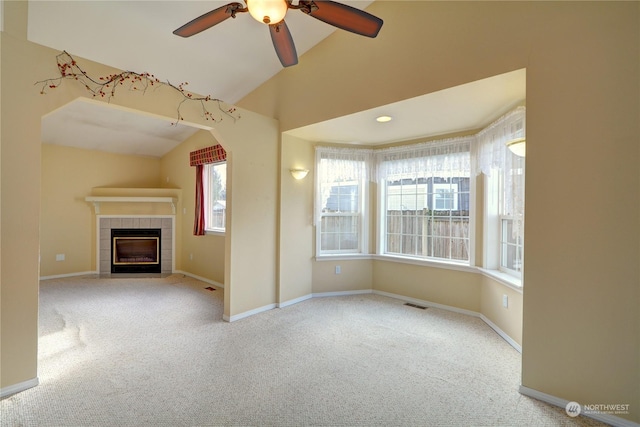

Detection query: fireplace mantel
(85, 196), (178, 214)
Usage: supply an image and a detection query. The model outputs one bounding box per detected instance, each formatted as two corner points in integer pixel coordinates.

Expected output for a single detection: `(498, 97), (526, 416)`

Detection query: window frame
(376, 140), (472, 265)
(315, 151), (369, 257)
(203, 161), (227, 234)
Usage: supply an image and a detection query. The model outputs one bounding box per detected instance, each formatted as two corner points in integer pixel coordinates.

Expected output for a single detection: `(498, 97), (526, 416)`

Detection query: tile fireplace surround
(99, 216), (173, 275)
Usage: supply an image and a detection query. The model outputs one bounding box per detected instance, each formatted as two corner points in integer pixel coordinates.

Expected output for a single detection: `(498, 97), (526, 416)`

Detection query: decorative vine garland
(36, 51), (241, 124)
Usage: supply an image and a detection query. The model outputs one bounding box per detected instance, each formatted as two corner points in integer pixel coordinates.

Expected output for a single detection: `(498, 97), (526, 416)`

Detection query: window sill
(478, 268), (523, 292)
(373, 254), (477, 273)
(205, 230), (225, 236)
(315, 254), (374, 262)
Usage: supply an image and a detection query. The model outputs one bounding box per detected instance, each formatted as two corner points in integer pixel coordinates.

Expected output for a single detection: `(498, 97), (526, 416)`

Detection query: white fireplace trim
(96, 215), (175, 274)
(86, 196), (178, 214)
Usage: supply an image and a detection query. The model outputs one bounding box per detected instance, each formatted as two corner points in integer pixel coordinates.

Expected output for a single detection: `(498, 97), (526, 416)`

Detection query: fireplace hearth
(111, 228), (161, 274)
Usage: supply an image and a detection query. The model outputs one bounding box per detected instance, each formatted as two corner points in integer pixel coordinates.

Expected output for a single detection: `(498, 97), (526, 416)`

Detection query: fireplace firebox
(111, 228), (161, 274)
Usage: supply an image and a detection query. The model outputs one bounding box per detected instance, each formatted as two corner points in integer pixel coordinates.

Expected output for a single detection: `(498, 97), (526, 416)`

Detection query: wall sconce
(506, 137), (526, 157)
(290, 168), (309, 180)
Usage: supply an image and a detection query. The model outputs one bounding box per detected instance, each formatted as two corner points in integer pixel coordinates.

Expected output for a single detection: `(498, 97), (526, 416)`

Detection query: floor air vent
(404, 302), (427, 310)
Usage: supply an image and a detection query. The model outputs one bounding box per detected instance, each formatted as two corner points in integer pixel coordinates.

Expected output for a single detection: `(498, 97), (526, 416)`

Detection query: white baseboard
(372, 289), (479, 317)
(40, 271), (97, 281)
(480, 314), (522, 353)
(312, 289), (373, 298)
(223, 303), (277, 322)
(372, 289), (522, 353)
(174, 270), (224, 289)
(519, 386), (639, 427)
(277, 294), (313, 308)
(0, 377), (39, 398)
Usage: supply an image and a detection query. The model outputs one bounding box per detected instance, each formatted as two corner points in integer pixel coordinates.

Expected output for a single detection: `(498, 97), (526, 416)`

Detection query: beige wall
(240, 1), (639, 422)
(313, 259), (373, 294)
(278, 134), (314, 303)
(372, 261), (481, 313)
(480, 276), (523, 345)
(40, 144), (162, 277)
(160, 130), (225, 284)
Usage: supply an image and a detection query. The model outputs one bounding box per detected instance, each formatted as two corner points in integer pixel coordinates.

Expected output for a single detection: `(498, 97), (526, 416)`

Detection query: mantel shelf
(85, 196), (178, 214)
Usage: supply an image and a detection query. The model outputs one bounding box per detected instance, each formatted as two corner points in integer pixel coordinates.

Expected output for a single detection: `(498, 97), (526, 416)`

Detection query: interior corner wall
(239, 2), (640, 422)
(480, 276), (523, 346)
(372, 261), (481, 314)
(40, 144), (162, 277)
(160, 130), (225, 283)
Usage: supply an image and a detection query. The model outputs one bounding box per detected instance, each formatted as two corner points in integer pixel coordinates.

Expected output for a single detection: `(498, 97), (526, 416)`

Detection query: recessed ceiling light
(376, 115), (393, 123)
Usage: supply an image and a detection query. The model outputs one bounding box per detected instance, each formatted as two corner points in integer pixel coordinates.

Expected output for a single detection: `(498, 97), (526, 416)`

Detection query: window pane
(320, 231), (339, 252)
(430, 237), (450, 259)
(321, 215), (360, 252)
(317, 151), (366, 255)
(323, 182), (359, 213)
(401, 234), (417, 255)
(450, 237), (469, 260)
(205, 162), (226, 231)
(383, 165), (470, 262)
(501, 218), (523, 272)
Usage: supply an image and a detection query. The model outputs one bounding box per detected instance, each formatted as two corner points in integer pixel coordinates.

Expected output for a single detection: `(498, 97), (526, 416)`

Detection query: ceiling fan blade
(173, 3), (246, 37)
(269, 21), (298, 67)
(301, 0), (383, 38)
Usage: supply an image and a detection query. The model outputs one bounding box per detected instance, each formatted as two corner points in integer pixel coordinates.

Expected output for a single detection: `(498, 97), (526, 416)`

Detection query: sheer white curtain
(376, 137), (472, 181)
(314, 146), (372, 226)
(476, 106), (526, 238)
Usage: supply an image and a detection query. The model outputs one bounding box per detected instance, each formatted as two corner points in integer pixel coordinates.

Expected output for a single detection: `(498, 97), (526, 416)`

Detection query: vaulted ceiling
(29, 1), (525, 157)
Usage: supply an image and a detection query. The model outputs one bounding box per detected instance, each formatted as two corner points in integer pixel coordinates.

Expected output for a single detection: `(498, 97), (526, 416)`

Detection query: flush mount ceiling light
(506, 137), (526, 157)
(290, 168), (309, 180)
(173, 0), (384, 68)
(376, 115), (393, 123)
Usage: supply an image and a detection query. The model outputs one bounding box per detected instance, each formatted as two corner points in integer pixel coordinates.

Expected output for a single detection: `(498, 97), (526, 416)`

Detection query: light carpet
(1, 274), (607, 426)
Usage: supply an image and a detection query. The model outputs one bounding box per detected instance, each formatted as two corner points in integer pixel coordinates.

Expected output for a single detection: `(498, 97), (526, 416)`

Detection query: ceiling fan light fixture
(247, 0), (288, 24)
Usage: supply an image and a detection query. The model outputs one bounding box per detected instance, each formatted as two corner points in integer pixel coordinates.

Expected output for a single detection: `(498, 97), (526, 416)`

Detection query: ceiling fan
(173, 0), (383, 67)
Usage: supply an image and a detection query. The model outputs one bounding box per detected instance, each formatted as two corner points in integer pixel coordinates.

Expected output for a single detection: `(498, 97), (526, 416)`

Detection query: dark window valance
(190, 144), (226, 166)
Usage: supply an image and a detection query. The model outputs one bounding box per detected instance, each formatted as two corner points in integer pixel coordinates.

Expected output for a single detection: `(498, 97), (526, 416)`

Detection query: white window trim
(204, 161), (226, 234)
(376, 149), (473, 265)
(478, 267), (523, 292)
(315, 150), (369, 257)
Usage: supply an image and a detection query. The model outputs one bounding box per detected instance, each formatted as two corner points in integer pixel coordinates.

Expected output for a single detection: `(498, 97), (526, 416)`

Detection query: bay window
(313, 106), (525, 281)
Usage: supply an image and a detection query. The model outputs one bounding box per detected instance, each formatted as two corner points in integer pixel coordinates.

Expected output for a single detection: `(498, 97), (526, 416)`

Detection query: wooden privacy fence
(385, 209), (469, 260)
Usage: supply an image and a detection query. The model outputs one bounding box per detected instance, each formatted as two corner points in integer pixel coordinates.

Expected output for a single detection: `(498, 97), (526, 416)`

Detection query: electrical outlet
(189, 253), (193, 261)
(502, 294), (508, 308)
(56, 254), (65, 262)
(335, 265), (341, 274)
